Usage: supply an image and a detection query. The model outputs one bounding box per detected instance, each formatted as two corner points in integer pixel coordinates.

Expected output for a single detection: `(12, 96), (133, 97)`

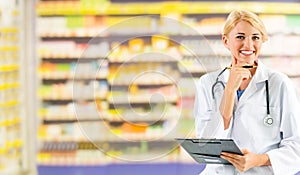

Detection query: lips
(240, 50), (255, 56)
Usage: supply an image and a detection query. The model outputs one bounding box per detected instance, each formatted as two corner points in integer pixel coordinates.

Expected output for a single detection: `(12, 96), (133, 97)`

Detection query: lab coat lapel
(237, 61), (268, 104)
(238, 79), (257, 103)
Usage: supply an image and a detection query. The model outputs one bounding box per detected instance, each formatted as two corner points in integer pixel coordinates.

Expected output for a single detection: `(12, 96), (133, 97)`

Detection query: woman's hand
(221, 149), (271, 172)
(219, 58), (252, 129)
(219, 58), (254, 129)
(226, 58), (252, 91)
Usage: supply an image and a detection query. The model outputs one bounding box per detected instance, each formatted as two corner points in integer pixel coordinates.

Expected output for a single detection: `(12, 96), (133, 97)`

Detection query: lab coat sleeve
(267, 78), (300, 175)
(194, 76), (232, 139)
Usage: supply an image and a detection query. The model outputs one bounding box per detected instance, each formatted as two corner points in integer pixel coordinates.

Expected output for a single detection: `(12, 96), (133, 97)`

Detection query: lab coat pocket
(251, 106), (280, 140)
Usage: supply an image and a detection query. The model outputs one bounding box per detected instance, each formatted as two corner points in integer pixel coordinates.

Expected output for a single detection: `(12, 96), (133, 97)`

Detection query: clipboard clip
(191, 138), (221, 144)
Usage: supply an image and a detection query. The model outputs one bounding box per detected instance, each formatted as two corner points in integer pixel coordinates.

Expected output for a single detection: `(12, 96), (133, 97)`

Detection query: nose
(243, 37), (253, 49)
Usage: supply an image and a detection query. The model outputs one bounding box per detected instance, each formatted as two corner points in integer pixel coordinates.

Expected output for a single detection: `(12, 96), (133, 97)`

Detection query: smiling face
(222, 20), (263, 66)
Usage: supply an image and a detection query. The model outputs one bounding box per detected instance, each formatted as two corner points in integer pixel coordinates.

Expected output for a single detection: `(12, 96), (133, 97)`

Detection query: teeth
(241, 51), (254, 55)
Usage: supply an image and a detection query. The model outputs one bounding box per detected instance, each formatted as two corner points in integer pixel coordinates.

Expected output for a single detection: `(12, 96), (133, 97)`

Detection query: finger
(221, 153), (236, 162)
(221, 152), (241, 159)
(241, 73), (252, 80)
(221, 154), (244, 169)
(221, 155), (244, 168)
(231, 72), (251, 82)
(234, 69), (252, 79)
(234, 67), (252, 72)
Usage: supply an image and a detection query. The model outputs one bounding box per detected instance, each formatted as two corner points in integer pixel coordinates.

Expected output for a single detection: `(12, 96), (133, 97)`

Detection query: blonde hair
(223, 10), (268, 42)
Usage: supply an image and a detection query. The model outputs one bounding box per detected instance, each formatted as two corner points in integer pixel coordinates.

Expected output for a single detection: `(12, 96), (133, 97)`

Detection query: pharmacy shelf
(38, 32), (300, 40)
(42, 77), (107, 82)
(107, 96), (178, 104)
(42, 98), (106, 102)
(36, 4), (201, 167)
(39, 34), (220, 42)
(41, 139), (177, 146)
(42, 118), (105, 124)
(42, 117), (170, 125)
(42, 76), (106, 81)
(108, 60), (179, 64)
(41, 99), (102, 105)
(40, 138), (178, 144)
(180, 72), (206, 78)
(41, 57), (104, 61)
(108, 81), (175, 87)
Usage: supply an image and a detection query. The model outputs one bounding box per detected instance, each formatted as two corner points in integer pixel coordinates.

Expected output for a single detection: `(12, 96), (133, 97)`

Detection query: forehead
(230, 21), (260, 35)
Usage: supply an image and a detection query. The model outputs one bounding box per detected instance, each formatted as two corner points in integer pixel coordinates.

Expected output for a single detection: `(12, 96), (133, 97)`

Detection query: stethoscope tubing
(265, 79), (270, 115)
(211, 67), (272, 126)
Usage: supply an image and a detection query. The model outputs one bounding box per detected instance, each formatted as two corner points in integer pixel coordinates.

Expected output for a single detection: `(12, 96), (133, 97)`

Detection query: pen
(226, 65), (257, 69)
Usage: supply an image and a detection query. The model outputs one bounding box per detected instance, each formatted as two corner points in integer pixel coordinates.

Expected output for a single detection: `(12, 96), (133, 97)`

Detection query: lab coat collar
(253, 60), (268, 83)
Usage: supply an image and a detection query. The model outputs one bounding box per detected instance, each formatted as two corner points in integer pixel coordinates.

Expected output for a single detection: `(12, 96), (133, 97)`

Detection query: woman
(194, 10), (300, 175)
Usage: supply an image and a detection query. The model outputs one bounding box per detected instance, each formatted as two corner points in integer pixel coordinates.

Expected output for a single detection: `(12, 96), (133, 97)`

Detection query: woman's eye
(252, 36), (260, 40)
(236, 36), (245, 39)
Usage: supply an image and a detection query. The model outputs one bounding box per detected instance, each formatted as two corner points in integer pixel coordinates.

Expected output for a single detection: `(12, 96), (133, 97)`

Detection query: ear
(222, 34), (230, 50)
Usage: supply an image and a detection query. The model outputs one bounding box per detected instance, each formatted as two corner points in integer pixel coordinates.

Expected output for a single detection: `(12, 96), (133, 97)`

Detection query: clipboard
(176, 138), (243, 165)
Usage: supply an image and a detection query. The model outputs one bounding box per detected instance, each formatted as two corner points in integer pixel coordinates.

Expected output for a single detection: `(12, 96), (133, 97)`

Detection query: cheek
(254, 43), (262, 51)
(231, 43), (241, 51)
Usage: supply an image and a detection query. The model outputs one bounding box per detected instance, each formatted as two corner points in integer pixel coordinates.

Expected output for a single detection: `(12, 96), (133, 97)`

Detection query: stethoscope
(212, 67), (273, 127)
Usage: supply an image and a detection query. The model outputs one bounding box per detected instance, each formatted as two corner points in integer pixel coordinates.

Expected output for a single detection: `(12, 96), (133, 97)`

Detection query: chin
(240, 56), (257, 62)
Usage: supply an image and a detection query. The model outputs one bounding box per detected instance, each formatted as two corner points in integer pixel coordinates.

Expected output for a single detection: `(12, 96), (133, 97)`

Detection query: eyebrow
(236, 32), (260, 35)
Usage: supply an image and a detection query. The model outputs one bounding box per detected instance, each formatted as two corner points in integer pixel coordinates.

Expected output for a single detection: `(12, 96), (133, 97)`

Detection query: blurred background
(1, 0), (300, 175)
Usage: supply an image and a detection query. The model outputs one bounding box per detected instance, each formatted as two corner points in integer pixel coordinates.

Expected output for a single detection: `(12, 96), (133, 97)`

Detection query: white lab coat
(194, 61), (300, 175)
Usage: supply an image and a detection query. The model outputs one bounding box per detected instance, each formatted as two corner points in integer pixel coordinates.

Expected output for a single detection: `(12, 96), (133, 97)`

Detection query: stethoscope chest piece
(264, 114), (273, 126)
